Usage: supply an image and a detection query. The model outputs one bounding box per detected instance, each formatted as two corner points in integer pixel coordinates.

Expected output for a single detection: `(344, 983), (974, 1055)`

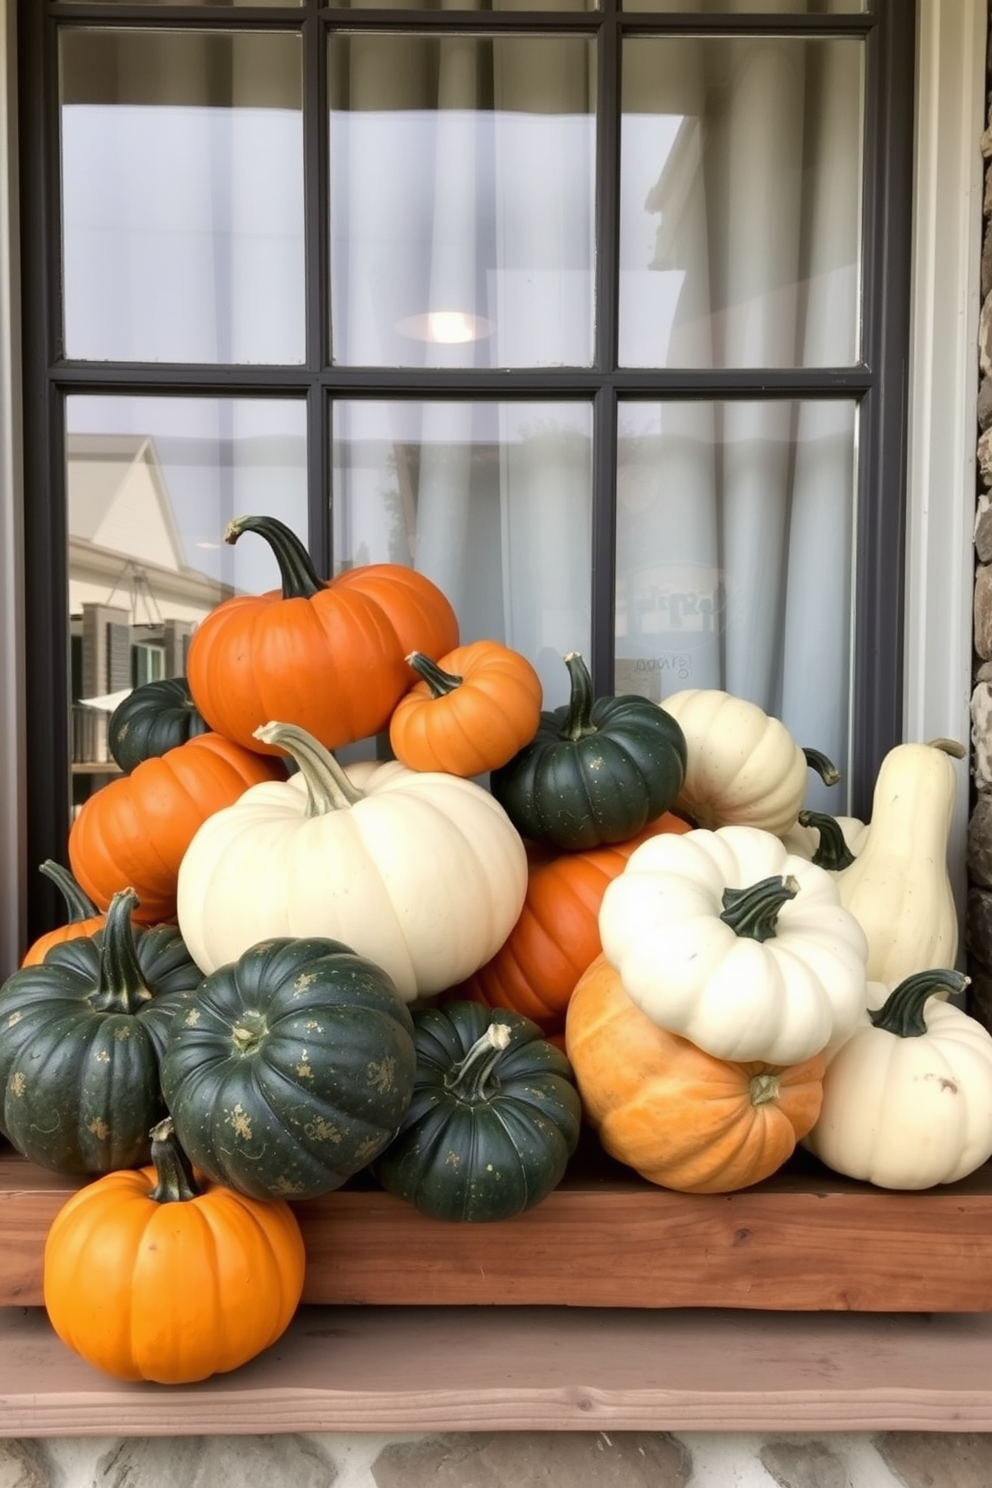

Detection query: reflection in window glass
(328, 34), (596, 369)
(620, 36), (863, 368)
(333, 400), (592, 707)
(60, 29), (305, 364)
(624, 0), (862, 10)
(615, 399), (857, 809)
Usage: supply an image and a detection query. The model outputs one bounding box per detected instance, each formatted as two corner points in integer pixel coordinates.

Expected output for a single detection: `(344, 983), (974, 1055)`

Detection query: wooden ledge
(5, 1304), (992, 1436)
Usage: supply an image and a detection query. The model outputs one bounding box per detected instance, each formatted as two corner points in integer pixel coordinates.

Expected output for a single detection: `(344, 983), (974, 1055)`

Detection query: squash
(490, 652), (687, 850)
(0, 888), (202, 1174)
(566, 954), (824, 1193)
(454, 812), (690, 1034)
(161, 935), (417, 1201)
(43, 1116), (305, 1383)
(373, 1001), (581, 1221)
(186, 514), (459, 755)
(598, 823), (868, 1065)
(388, 641), (543, 777)
(68, 731), (283, 925)
(108, 676), (209, 773)
(175, 721), (528, 1002)
(658, 688), (839, 835)
(804, 969), (992, 1189)
(829, 739), (965, 984)
(21, 860), (105, 966)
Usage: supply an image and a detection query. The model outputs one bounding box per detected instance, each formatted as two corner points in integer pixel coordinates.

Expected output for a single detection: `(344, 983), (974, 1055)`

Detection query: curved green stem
(225, 514), (324, 600)
(148, 1117), (200, 1203)
(39, 859), (99, 923)
(720, 875), (799, 942)
(406, 651), (463, 698)
(869, 968), (970, 1038)
(559, 652), (598, 741)
(443, 1021), (512, 1104)
(803, 747), (841, 788)
(798, 810), (857, 871)
(91, 888), (153, 1015)
(254, 721), (365, 815)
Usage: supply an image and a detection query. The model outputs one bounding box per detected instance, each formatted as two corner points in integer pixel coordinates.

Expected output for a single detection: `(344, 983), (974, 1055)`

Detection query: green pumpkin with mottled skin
(161, 936), (417, 1201)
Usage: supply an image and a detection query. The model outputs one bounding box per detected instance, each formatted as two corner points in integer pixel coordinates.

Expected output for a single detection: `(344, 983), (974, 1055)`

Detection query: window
(17, 0), (913, 942)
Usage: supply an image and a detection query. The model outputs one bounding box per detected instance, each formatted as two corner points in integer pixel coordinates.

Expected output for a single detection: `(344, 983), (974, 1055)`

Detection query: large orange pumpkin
(68, 732), (283, 925)
(454, 812), (690, 1033)
(186, 514), (459, 754)
(565, 954), (825, 1193)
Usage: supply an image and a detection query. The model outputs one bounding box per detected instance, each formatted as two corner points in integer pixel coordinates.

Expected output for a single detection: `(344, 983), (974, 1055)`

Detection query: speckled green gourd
(108, 675), (210, 773)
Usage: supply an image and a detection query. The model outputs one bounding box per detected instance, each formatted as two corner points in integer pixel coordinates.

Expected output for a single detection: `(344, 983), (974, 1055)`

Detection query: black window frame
(16, 0), (915, 941)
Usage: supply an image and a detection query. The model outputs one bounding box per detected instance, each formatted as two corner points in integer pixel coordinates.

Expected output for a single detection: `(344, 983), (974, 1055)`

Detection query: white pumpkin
(598, 823), (869, 1066)
(176, 721), (528, 1002)
(805, 970), (992, 1189)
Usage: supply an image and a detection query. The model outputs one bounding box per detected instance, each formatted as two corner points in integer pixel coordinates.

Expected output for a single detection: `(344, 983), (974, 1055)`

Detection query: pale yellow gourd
(834, 739), (964, 984)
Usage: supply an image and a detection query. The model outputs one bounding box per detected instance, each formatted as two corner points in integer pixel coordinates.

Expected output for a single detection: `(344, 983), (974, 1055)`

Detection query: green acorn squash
(108, 676), (210, 773)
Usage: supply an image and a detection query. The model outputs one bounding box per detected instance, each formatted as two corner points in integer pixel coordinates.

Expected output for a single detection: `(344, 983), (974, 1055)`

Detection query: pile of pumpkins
(2, 511), (992, 1387)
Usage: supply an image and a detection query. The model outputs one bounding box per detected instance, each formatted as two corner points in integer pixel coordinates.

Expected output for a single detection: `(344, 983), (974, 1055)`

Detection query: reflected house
(67, 433), (232, 790)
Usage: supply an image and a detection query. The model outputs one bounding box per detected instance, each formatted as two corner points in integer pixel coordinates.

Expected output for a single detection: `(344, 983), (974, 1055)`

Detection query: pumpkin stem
(90, 888), (154, 1014)
(798, 810), (857, 871)
(38, 859), (100, 924)
(923, 738), (967, 759)
(225, 514), (324, 601)
(720, 875), (799, 942)
(147, 1116), (201, 1203)
(406, 651), (463, 698)
(443, 1021), (513, 1104)
(802, 747), (841, 787)
(559, 652), (598, 741)
(253, 721), (365, 815)
(869, 968), (970, 1038)
(749, 1072), (782, 1108)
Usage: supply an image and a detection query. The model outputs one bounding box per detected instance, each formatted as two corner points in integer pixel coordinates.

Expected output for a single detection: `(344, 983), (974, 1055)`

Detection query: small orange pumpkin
(389, 641), (543, 777)
(565, 954), (824, 1193)
(43, 1117), (306, 1384)
(68, 732), (283, 924)
(21, 860), (106, 965)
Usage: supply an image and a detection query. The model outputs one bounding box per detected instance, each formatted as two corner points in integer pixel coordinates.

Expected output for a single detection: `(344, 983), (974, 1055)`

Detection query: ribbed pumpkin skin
(373, 1001), (581, 1222)
(456, 812), (691, 1033)
(68, 731), (283, 924)
(108, 676), (210, 773)
(565, 955), (825, 1193)
(43, 1138), (306, 1383)
(21, 861), (105, 966)
(161, 936), (418, 1201)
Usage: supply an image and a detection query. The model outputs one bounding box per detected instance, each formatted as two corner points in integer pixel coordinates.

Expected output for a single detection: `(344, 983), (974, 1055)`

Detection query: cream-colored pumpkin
(598, 824), (869, 1066)
(659, 689), (838, 836)
(176, 722), (528, 1001)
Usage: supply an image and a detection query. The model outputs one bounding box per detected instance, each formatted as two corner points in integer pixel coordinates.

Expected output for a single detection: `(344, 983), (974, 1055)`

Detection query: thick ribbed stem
(798, 810), (857, 871)
(869, 969), (970, 1038)
(803, 747), (841, 787)
(91, 888), (152, 1014)
(559, 653), (598, 741)
(443, 1022), (512, 1103)
(225, 514), (324, 599)
(406, 651), (463, 698)
(39, 859), (99, 923)
(254, 721), (364, 816)
(147, 1117), (200, 1203)
(720, 875), (799, 942)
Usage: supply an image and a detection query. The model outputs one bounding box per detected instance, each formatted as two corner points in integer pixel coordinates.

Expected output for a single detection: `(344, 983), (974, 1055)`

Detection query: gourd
(68, 731), (283, 924)
(490, 652), (688, 850)
(566, 954), (825, 1193)
(829, 739), (964, 984)
(804, 969), (992, 1189)
(0, 888), (203, 1174)
(658, 688), (839, 835)
(161, 935), (417, 1201)
(108, 675), (209, 773)
(43, 1116), (306, 1383)
(598, 824), (869, 1065)
(21, 860), (105, 965)
(175, 721), (528, 1002)
(185, 514), (459, 755)
(373, 1001), (581, 1222)
(455, 812), (690, 1034)
(388, 641), (543, 777)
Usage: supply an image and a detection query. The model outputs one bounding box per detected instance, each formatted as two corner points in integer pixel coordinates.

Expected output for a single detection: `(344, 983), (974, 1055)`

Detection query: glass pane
(60, 29), (305, 363)
(333, 400), (593, 707)
(65, 395), (307, 809)
(328, 35), (596, 368)
(625, 0), (862, 11)
(615, 398), (857, 810)
(620, 37), (863, 368)
(61, 0), (303, 6)
(337, 0), (595, 9)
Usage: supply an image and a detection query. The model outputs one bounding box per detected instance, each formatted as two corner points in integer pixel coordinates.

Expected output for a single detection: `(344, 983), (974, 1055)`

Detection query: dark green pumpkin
(160, 936), (417, 1201)
(489, 651), (687, 850)
(108, 676), (210, 773)
(373, 1001), (581, 1222)
(0, 888), (203, 1175)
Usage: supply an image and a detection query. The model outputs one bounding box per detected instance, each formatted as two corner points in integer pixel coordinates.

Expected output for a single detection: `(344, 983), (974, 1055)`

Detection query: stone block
(966, 886), (992, 968)
(0, 1442), (52, 1488)
(975, 498), (992, 562)
(968, 793), (992, 886)
(370, 1432), (692, 1488)
(876, 1431), (992, 1488)
(978, 373), (992, 429)
(978, 424), (992, 484)
(972, 684), (992, 787)
(974, 565), (992, 661)
(759, 1439), (851, 1488)
(92, 1435), (337, 1488)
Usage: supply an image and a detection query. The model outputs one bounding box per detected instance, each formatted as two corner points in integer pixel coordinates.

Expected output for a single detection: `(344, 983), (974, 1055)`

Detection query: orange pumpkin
(389, 641), (543, 777)
(454, 812), (690, 1033)
(21, 860), (106, 965)
(186, 514), (459, 754)
(68, 732), (283, 925)
(565, 954), (824, 1193)
(43, 1117), (306, 1384)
